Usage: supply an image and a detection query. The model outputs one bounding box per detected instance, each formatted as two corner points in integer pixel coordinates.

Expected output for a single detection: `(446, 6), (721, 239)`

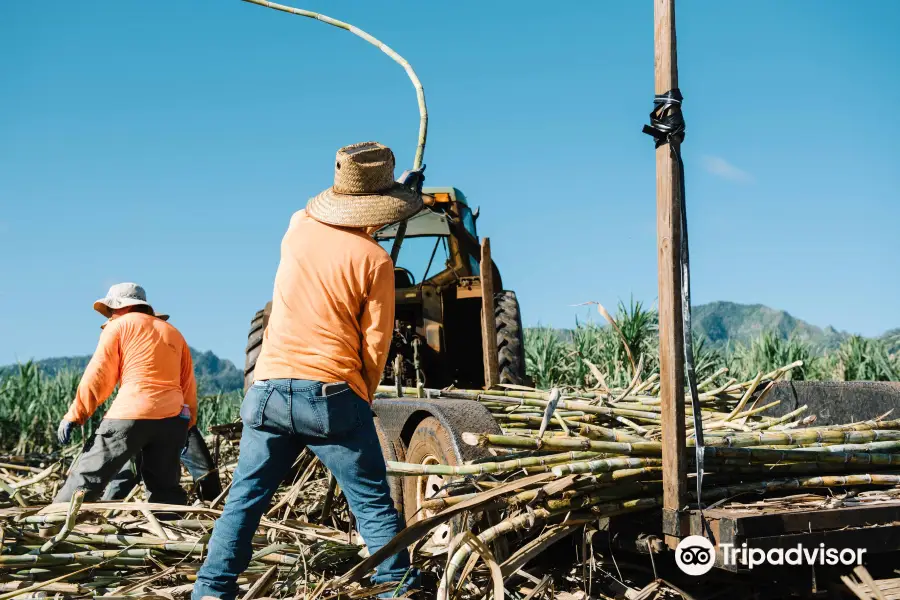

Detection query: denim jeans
(192, 379), (413, 600)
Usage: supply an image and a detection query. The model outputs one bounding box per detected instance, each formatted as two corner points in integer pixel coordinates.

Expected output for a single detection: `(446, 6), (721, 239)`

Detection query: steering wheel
(394, 266), (416, 287)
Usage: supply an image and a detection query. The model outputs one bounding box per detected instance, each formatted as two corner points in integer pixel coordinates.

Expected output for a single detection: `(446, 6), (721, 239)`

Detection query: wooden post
(480, 238), (500, 390)
(654, 0), (688, 548)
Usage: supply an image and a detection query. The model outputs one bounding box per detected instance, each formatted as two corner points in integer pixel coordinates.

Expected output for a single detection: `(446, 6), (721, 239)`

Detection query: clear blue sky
(2, 1), (898, 367)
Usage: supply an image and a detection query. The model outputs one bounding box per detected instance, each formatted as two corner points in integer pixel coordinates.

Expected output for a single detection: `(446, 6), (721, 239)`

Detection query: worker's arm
(180, 338), (198, 428)
(360, 259), (395, 400)
(64, 325), (121, 425)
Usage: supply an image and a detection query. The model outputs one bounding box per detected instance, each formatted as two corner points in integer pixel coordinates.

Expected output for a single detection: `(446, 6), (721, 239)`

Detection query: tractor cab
(374, 187), (485, 287)
(373, 187), (521, 390)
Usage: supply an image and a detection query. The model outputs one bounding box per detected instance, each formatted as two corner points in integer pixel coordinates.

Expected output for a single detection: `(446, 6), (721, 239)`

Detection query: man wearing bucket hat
(55, 283), (197, 505)
(193, 142), (422, 600)
(102, 312), (223, 503)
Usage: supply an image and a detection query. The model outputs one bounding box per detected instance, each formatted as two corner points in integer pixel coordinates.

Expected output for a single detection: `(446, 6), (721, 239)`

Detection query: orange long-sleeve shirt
(253, 209), (395, 402)
(65, 312), (198, 427)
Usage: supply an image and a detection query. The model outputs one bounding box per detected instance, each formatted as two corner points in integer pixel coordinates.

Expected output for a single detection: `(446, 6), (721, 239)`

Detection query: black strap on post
(643, 89), (706, 511)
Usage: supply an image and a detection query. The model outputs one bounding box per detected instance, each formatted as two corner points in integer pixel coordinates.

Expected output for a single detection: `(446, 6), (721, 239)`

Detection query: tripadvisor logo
(720, 543), (867, 569)
(675, 535), (715, 576)
(675, 535), (868, 575)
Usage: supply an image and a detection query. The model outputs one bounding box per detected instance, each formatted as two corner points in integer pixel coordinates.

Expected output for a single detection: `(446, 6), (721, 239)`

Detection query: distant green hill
(883, 329), (900, 355)
(529, 301), (894, 353)
(0, 348), (242, 395)
(691, 301), (850, 350)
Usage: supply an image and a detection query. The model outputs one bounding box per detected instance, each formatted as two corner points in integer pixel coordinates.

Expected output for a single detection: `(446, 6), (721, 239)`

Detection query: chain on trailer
(241, 0), (427, 260)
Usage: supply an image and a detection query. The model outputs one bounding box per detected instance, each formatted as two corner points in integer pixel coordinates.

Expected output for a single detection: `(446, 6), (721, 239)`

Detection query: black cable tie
(642, 89), (685, 148)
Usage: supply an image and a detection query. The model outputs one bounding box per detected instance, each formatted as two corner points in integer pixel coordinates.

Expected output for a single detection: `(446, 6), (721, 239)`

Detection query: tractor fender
(372, 397), (502, 463)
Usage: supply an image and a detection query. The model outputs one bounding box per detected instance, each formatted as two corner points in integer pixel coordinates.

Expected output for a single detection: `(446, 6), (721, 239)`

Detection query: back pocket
(312, 387), (364, 438)
(240, 382), (273, 429)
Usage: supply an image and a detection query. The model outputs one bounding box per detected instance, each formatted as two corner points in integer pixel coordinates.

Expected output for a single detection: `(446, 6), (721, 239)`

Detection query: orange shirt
(254, 210), (395, 402)
(65, 312), (198, 426)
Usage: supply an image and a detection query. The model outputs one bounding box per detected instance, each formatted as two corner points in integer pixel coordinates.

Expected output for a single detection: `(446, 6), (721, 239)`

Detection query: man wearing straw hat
(55, 282), (197, 505)
(193, 142), (421, 600)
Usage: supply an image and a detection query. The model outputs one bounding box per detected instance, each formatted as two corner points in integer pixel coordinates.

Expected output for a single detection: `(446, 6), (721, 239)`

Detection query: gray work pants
(104, 426), (222, 502)
(55, 416), (189, 505)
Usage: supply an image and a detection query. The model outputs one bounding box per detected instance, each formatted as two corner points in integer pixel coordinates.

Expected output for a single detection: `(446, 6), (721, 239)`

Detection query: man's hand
(57, 419), (76, 445)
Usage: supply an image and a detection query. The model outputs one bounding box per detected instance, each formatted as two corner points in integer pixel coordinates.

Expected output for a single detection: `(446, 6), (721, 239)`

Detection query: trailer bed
(686, 494), (900, 572)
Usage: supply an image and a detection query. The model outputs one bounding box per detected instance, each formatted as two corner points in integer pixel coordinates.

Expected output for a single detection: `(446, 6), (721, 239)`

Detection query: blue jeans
(192, 379), (413, 600)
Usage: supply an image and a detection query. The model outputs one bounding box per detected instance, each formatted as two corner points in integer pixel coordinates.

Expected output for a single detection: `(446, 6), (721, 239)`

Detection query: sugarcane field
(2, 1), (899, 600)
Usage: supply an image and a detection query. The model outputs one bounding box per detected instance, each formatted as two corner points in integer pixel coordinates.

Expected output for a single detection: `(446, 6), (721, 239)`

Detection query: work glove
(397, 165), (426, 196)
(57, 419), (76, 445)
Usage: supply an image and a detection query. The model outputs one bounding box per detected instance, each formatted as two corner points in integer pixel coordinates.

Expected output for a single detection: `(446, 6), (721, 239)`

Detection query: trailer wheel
(374, 416), (405, 515)
(243, 302), (272, 393)
(495, 291), (526, 385)
(402, 417), (460, 548)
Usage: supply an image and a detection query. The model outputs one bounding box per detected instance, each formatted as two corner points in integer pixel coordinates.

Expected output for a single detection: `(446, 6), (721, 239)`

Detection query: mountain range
(0, 349), (243, 395)
(692, 301), (849, 350)
(2, 302), (895, 391)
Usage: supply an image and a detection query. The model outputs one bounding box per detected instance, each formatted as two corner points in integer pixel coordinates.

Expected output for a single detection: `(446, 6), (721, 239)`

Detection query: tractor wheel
(402, 417), (462, 549)
(374, 416), (405, 515)
(495, 291), (526, 385)
(243, 301), (272, 393)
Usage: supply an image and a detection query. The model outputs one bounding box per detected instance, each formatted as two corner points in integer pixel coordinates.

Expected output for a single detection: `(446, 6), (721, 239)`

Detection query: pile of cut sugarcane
(374, 361), (900, 598)
(4, 361), (900, 599)
(0, 445), (370, 599)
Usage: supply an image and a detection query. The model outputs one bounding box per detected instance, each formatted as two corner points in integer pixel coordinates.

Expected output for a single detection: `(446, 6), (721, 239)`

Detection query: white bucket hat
(306, 141), (423, 228)
(93, 282), (155, 318)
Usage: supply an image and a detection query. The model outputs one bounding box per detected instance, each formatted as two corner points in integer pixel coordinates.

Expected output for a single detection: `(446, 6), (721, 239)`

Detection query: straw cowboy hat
(93, 282), (158, 318)
(306, 141), (423, 228)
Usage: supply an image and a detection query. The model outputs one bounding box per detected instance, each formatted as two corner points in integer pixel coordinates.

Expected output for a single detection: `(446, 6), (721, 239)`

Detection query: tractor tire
(495, 291), (526, 385)
(402, 417), (463, 548)
(243, 302), (272, 393)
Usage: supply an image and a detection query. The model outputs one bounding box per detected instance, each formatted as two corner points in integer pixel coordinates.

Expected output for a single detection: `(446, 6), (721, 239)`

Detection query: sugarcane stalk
(703, 428), (900, 448)
(466, 428), (900, 459)
(615, 416), (650, 435)
(468, 449), (560, 464)
(421, 466), (662, 512)
(8, 464), (59, 491)
(0, 549), (154, 566)
(692, 401), (782, 435)
(500, 428), (587, 438)
(697, 368), (728, 391)
(722, 371), (763, 421)
(700, 473), (900, 501)
(387, 450), (603, 477)
(571, 422), (646, 442)
(704, 462), (890, 476)
(438, 508), (550, 600)
(551, 456), (663, 477)
(704, 446), (900, 467)
(793, 440), (900, 454)
(38, 490), (84, 554)
(441, 490), (665, 599)
(463, 432), (662, 455)
(751, 405), (809, 430)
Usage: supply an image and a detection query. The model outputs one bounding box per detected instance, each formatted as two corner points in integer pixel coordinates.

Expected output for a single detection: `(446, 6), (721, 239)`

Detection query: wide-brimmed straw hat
(93, 282), (155, 318)
(306, 141), (423, 228)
